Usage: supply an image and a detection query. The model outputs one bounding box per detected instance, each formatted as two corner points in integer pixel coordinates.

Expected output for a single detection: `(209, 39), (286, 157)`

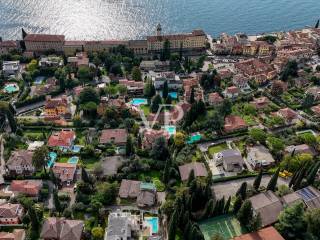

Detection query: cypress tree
(237, 200), (253, 227)
(183, 220), (192, 240)
(266, 167), (280, 191)
(315, 19), (320, 28)
(163, 80), (169, 99)
(219, 197), (225, 215)
(224, 196), (231, 214)
(233, 196), (243, 214)
(125, 135), (134, 156)
(168, 209), (178, 240)
(163, 158), (171, 184)
(293, 165), (307, 191)
(53, 190), (62, 214)
(190, 87), (195, 104)
(289, 168), (299, 188)
(187, 169), (195, 186)
(236, 182), (247, 199)
(253, 169), (263, 191)
(204, 199), (214, 218)
(307, 162), (320, 185)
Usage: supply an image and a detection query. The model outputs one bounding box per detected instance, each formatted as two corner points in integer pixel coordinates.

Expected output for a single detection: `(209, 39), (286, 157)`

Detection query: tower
(156, 24), (162, 36)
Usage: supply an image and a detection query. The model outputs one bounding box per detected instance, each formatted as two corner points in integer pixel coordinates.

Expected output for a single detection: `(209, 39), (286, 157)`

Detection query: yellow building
(44, 95), (69, 118)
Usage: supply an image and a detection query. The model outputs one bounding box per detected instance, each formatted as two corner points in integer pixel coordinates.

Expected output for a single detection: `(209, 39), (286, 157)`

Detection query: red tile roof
(224, 115), (247, 132)
(0, 41), (17, 48)
(11, 180), (42, 197)
(278, 108), (297, 120)
(47, 130), (75, 147)
(99, 129), (128, 145)
(232, 227), (284, 240)
(52, 163), (77, 183)
(24, 34), (65, 42)
(208, 92), (223, 104)
(226, 86), (240, 94)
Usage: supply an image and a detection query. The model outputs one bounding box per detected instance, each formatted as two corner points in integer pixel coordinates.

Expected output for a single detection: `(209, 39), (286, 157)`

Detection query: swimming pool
(145, 217), (159, 234)
(68, 156), (79, 164)
(34, 76), (45, 85)
(48, 152), (57, 168)
(4, 84), (19, 93)
(168, 92), (178, 99)
(130, 98), (148, 106)
(187, 132), (202, 144)
(72, 145), (82, 153)
(163, 125), (176, 136)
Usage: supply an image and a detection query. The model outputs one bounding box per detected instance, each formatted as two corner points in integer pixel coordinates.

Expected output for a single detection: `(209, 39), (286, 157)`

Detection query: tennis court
(199, 215), (246, 240)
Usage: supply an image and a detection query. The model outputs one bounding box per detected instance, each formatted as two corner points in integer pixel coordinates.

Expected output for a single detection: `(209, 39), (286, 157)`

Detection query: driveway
(212, 175), (289, 199)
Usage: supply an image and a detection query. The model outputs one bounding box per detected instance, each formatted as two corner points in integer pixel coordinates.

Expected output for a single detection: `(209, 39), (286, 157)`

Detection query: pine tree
(233, 196), (243, 214)
(163, 80), (169, 99)
(267, 167), (280, 191)
(253, 169), (263, 191)
(224, 196), (231, 214)
(236, 182), (247, 199)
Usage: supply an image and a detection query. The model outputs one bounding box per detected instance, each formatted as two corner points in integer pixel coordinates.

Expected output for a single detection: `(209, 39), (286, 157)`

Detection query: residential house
(249, 191), (283, 227)
(233, 74), (250, 91)
(0, 229), (25, 240)
(141, 129), (170, 149)
(31, 77), (58, 97)
(40, 217), (84, 240)
(224, 86), (240, 99)
(105, 211), (139, 240)
(284, 144), (316, 156)
(6, 150), (35, 175)
(118, 79), (144, 96)
(99, 129), (128, 146)
(67, 52), (89, 67)
(307, 86), (320, 100)
(275, 108), (298, 124)
(44, 95), (71, 120)
(295, 186), (320, 209)
(247, 145), (275, 169)
(151, 71), (182, 90)
(0, 203), (24, 225)
(311, 104), (320, 116)
(47, 129), (76, 149)
(281, 192), (305, 207)
(52, 163), (77, 186)
(232, 226), (284, 240)
(10, 180), (42, 198)
(24, 33), (65, 54)
(178, 162), (208, 181)
(234, 59), (276, 85)
(0, 40), (18, 56)
(224, 115), (247, 133)
(39, 56), (63, 67)
(215, 149), (244, 172)
(2, 61), (20, 77)
(119, 180), (141, 199)
(250, 97), (270, 109)
(139, 60), (170, 71)
(97, 97), (126, 116)
(208, 92), (224, 106)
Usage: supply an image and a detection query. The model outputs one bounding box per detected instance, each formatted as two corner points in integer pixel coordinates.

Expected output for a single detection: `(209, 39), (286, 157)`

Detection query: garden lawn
(138, 171), (165, 192)
(81, 157), (100, 169)
(234, 140), (246, 154)
(208, 143), (228, 157)
(140, 105), (150, 116)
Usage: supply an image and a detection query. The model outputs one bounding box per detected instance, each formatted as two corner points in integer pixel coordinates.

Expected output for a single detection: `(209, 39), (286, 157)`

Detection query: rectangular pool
(187, 132), (202, 144)
(168, 92), (178, 99)
(144, 217), (159, 235)
(130, 98), (148, 106)
(68, 156), (79, 164)
(163, 125), (176, 136)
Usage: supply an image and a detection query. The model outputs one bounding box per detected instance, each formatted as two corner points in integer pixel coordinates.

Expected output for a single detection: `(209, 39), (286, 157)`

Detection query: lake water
(0, 0), (320, 40)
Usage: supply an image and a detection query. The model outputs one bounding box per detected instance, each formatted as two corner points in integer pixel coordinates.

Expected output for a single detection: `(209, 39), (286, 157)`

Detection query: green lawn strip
(138, 170), (165, 192)
(208, 143), (228, 157)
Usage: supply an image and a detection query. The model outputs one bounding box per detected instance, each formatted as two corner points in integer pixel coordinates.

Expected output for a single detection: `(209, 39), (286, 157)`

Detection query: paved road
(197, 135), (247, 152)
(212, 175), (289, 199)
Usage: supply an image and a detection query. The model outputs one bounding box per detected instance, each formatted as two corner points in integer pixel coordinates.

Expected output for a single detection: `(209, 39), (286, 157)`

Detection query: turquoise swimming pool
(145, 217), (159, 234)
(34, 76), (45, 85)
(68, 156), (79, 164)
(168, 92), (178, 99)
(4, 84), (19, 93)
(130, 98), (148, 106)
(48, 152), (57, 168)
(163, 125), (176, 136)
(72, 145), (82, 153)
(187, 132), (202, 144)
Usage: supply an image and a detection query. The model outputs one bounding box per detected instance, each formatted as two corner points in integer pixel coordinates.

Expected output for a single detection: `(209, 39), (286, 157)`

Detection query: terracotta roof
(208, 92), (223, 104)
(232, 227), (284, 240)
(24, 34), (65, 42)
(0, 229), (25, 240)
(311, 104), (320, 115)
(0, 203), (23, 219)
(226, 86), (240, 94)
(48, 130), (75, 147)
(277, 108), (297, 120)
(141, 129), (170, 149)
(45, 96), (68, 109)
(178, 162), (208, 181)
(224, 115), (247, 132)
(11, 180), (42, 197)
(40, 217), (84, 240)
(0, 41), (17, 48)
(99, 129), (128, 145)
(52, 163), (77, 183)
(6, 150), (33, 170)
